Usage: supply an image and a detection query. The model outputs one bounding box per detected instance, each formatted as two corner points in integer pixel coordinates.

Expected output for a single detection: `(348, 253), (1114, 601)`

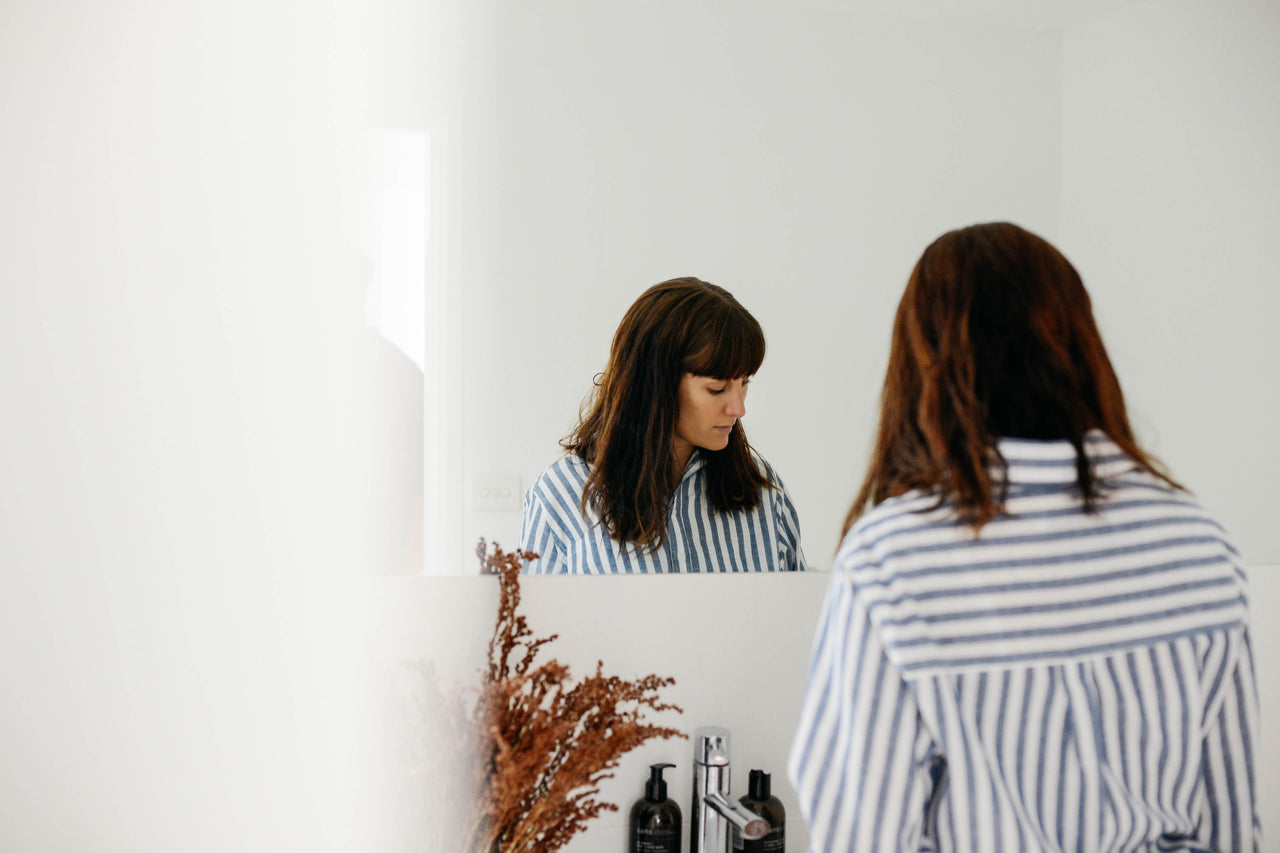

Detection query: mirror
(418, 0), (1279, 575)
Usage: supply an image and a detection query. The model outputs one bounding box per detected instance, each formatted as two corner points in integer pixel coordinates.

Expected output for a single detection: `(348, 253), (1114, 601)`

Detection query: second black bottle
(733, 769), (784, 852)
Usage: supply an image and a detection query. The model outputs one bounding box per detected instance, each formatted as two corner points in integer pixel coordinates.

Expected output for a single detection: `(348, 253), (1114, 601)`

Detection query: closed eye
(708, 379), (750, 395)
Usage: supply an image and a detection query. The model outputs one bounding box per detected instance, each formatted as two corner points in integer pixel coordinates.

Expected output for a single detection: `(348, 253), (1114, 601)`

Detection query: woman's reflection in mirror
(790, 222), (1258, 850)
(520, 277), (806, 574)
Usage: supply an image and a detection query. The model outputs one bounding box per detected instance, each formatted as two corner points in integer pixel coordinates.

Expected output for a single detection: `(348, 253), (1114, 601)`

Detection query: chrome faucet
(690, 727), (768, 853)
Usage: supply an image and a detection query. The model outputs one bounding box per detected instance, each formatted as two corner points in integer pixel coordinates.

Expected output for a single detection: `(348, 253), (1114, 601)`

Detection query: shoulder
(529, 454), (591, 498)
(745, 449), (799, 515)
(834, 489), (952, 575)
(1101, 463), (1243, 557)
(747, 447), (788, 490)
(525, 455), (594, 529)
(523, 455), (595, 555)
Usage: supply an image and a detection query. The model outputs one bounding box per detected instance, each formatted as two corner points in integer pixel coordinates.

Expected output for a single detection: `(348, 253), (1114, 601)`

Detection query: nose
(725, 387), (746, 418)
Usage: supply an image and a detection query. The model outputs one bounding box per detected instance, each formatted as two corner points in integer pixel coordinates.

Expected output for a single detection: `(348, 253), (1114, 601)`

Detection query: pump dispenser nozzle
(646, 762), (675, 802)
(747, 769), (770, 800)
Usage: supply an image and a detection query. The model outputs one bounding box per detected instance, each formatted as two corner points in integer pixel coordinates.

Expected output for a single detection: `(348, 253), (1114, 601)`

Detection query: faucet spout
(704, 790), (769, 839)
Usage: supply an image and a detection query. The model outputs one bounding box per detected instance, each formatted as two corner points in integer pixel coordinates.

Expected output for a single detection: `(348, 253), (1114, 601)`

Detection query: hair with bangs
(845, 222), (1180, 536)
(565, 277), (771, 549)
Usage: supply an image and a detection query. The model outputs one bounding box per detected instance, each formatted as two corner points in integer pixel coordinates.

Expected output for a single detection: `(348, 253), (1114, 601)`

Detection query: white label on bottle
(632, 827), (677, 853)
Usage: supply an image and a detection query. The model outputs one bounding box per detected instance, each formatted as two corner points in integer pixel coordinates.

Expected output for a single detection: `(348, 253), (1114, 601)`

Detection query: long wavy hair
(564, 277), (770, 549)
(845, 222), (1180, 535)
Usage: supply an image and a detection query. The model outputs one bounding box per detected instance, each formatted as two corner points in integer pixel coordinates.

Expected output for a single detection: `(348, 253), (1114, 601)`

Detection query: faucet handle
(693, 726), (731, 766)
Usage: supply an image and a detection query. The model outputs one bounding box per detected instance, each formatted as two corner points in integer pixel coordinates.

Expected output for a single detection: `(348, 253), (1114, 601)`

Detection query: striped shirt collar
(996, 430), (1139, 485)
(678, 448), (706, 484)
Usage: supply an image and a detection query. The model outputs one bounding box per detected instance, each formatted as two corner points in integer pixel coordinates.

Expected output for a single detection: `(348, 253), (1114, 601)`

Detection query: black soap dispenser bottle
(734, 769), (785, 852)
(630, 762), (682, 853)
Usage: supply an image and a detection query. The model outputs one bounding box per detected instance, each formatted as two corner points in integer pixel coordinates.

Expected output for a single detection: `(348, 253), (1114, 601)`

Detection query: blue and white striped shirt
(520, 449), (806, 574)
(789, 433), (1258, 852)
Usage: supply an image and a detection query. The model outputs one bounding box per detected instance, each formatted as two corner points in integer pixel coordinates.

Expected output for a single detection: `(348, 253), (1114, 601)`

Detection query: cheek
(674, 390), (693, 422)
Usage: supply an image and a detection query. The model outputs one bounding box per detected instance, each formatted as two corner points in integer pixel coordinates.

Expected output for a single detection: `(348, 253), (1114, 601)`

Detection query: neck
(671, 442), (693, 487)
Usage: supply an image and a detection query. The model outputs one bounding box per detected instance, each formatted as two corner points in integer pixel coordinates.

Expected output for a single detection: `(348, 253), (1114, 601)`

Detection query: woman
(520, 277), (805, 574)
(789, 224), (1257, 851)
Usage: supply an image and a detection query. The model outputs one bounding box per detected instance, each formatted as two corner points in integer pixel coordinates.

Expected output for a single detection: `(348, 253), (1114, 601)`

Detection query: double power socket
(469, 475), (522, 512)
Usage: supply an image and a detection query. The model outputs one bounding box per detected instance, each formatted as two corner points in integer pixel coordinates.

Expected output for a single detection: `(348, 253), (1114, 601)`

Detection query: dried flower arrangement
(450, 540), (687, 853)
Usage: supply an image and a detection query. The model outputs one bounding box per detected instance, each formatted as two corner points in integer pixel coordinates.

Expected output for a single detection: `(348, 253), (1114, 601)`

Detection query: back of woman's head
(847, 222), (1176, 533)
(567, 277), (769, 547)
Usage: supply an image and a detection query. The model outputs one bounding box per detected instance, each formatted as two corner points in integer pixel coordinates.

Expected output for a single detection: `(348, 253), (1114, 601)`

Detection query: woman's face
(673, 373), (750, 457)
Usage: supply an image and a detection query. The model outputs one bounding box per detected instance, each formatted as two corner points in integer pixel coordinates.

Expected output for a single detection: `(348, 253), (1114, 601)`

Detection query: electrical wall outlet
(470, 475), (523, 512)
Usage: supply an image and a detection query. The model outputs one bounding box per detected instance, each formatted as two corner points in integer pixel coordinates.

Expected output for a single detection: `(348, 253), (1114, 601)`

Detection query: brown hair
(845, 222), (1179, 535)
(565, 277), (770, 549)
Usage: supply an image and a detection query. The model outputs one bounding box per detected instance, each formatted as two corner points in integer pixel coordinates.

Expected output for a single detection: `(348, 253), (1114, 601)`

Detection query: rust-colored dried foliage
(460, 540), (686, 853)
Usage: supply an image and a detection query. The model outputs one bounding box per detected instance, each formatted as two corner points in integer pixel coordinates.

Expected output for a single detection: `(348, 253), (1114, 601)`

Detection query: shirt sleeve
(789, 568), (939, 851)
(519, 488), (565, 575)
(766, 462), (807, 572)
(1194, 627), (1261, 851)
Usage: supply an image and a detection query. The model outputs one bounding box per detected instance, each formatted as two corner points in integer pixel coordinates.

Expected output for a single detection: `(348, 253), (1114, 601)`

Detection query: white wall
(453, 0), (1063, 569)
(1060, 0), (1280, 566)
(0, 2), (424, 849)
